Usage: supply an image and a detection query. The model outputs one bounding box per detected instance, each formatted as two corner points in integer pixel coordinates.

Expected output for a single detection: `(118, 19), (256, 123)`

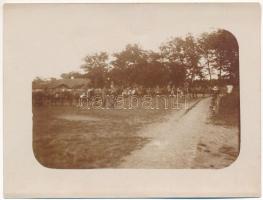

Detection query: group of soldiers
(32, 84), (212, 107)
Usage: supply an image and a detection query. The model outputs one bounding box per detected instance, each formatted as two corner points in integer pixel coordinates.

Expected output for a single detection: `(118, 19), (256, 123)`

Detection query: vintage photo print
(4, 2), (261, 198)
(31, 6), (240, 170)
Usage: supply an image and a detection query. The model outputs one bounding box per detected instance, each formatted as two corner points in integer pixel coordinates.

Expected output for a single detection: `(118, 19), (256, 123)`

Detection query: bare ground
(118, 97), (239, 169)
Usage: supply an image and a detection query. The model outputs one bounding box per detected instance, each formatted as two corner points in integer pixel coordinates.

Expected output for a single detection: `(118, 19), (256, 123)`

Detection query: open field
(33, 95), (240, 169)
(33, 104), (175, 168)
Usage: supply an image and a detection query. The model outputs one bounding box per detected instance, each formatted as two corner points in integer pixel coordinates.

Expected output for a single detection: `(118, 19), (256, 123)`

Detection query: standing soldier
(211, 85), (220, 114)
(101, 87), (107, 108)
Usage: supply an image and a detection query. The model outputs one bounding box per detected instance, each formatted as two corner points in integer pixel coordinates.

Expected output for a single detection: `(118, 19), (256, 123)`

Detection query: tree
(198, 32), (218, 82)
(110, 44), (149, 86)
(81, 52), (109, 88)
(76, 29), (239, 89)
(183, 34), (202, 82)
(143, 51), (169, 87)
(208, 29), (239, 85)
(160, 35), (201, 86)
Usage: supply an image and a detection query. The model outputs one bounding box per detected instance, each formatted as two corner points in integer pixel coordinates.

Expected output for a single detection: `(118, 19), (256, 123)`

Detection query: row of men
(32, 85), (213, 106)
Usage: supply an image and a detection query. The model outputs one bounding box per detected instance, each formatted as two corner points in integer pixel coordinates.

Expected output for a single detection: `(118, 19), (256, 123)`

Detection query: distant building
(32, 78), (91, 93)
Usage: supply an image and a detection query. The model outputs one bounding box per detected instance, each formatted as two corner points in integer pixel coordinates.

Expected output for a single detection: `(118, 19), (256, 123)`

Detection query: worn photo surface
(27, 4), (241, 169)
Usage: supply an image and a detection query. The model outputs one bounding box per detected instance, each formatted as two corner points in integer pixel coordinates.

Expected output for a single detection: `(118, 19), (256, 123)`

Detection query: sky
(4, 3), (236, 79)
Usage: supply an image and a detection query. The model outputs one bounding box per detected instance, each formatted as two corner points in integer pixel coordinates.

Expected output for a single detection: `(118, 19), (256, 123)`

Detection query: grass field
(33, 105), (173, 168)
(212, 90), (240, 127)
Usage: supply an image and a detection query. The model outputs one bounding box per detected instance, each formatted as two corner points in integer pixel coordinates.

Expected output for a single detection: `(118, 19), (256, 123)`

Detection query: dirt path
(118, 97), (239, 168)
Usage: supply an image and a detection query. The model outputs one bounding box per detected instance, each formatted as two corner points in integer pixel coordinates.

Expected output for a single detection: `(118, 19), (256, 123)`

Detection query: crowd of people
(32, 81), (224, 106)
(32, 84), (214, 107)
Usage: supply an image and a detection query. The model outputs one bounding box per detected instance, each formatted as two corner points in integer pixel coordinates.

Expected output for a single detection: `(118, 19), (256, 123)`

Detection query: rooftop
(32, 78), (91, 90)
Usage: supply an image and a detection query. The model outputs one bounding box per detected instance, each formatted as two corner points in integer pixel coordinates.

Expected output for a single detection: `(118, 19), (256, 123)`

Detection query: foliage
(80, 52), (109, 88)
(60, 29), (239, 88)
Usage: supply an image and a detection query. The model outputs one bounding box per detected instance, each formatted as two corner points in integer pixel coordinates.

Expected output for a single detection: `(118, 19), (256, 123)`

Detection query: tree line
(60, 29), (239, 89)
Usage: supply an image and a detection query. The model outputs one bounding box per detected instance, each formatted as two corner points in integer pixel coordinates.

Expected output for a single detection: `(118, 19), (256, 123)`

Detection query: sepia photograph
(4, 2), (261, 198)
(28, 4), (241, 169)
